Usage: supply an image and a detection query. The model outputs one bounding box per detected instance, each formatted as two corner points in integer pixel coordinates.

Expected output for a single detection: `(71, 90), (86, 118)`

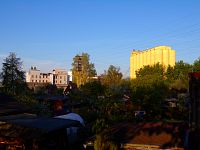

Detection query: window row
(31, 75), (48, 78)
(31, 80), (48, 83)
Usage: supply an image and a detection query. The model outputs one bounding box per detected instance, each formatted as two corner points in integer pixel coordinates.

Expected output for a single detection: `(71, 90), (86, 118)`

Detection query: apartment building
(130, 46), (176, 79)
(26, 67), (51, 83)
(26, 67), (69, 88)
(51, 69), (67, 85)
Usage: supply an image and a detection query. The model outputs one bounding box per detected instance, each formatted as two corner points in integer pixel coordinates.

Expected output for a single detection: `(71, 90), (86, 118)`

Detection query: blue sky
(0, 0), (200, 76)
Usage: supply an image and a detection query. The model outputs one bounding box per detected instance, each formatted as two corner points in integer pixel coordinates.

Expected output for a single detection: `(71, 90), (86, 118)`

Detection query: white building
(26, 67), (69, 88)
(26, 67), (51, 84)
(51, 69), (68, 85)
(67, 71), (72, 82)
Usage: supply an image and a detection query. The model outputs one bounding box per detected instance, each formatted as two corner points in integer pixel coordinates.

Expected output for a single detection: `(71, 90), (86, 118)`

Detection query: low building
(26, 67), (69, 89)
(51, 69), (68, 88)
(26, 66), (51, 84)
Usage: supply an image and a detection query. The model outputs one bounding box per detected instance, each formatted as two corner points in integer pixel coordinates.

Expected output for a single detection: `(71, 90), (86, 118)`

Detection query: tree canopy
(100, 65), (123, 87)
(72, 53), (97, 87)
(193, 57), (200, 72)
(0, 52), (26, 95)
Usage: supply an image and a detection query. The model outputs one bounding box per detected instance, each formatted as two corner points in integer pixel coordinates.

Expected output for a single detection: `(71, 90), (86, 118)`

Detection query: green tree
(131, 63), (169, 118)
(72, 53), (97, 87)
(168, 60), (192, 91)
(80, 81), (105, 99)
(166, 65), (175, 81)
(173, 60), (192, 80)
(100, 65), (123, 87)
(0, 52), (26, 95)
(193, 57), (200, 72)
(136, 63), (164, 79)
(100, 65), (123, 99)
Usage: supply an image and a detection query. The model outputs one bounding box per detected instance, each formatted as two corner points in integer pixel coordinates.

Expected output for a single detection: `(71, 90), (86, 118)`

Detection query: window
(36, 75), (37, 78)
(60, 76), (62, 79)
(36, 80), (37, 82)
(39, 76), (41, 79)
(43, 80), (44, 82)
(32, 75), (34, 78)
(32, 80), (34, 82)
(60, 81), (62, 84)
(46, 80), (48, 82)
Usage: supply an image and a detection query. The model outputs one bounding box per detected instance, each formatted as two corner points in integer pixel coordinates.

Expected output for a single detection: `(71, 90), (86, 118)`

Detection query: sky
(0, 0), (200, 77)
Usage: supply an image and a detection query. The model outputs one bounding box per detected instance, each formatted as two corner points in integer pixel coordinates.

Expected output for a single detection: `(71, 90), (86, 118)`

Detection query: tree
(173, 60), (192, 80)
(168, 60), (192, 90)
(0, 52), (26, 95)
(166, 65), (175, 81)
(193, 57), (200, 72)
(72, 53), (97, 87)
(80, 81), (105, 99)
(100, 65), (123, 87)
(135, 63), (164, 79)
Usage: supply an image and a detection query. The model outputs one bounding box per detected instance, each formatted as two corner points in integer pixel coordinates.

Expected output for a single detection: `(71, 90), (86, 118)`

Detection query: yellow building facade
(130, 46), (176, 79)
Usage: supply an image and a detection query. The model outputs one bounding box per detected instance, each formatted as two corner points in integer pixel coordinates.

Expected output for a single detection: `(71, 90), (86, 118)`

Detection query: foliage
(94, 133), (118, 150)
(193, 57), (200, 72)
(100, 65), (123, 87)
(80, 81), (105, 99)
(0, 52), (27, 95)
(131, 77), (169, 118)
(72, 53), (97, 87)
(166, 61), (192, 92)
(136, 63), (164, 79)
(173, 60), (192, 81)
(131, 63), (170, 118)
(165, 65), (175, 81)
(92, 118), (109, 134)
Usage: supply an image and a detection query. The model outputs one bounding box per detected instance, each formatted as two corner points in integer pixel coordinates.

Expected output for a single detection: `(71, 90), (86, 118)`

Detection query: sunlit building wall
(26, 67), (68, 85)
(130, 46), (176, 79)
(26, 67), (51, 83)
(51, 69), (67, 85)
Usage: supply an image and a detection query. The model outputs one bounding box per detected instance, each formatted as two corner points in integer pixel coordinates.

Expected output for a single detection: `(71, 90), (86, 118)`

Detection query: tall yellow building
(130, 46), (176, 79)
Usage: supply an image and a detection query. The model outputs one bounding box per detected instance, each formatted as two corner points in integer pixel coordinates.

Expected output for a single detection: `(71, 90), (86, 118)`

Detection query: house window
(32, 75), (34, 78)
(36, 80), (37, 82)
(36, 75), (37, 78)
(46, 80), (48, 82)
(43, 80), (44, 82)
(32, 80), (34, 82)
(60, 76), (62, 79)
(39, 80), (41, 83)
(60, 81), (62, 84)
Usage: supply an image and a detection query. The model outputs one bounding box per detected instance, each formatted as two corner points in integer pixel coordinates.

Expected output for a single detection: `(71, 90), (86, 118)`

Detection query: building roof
(84, 122), (186, 149)
(110, 122), (185, 149)
(0, 113), (81, 139)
